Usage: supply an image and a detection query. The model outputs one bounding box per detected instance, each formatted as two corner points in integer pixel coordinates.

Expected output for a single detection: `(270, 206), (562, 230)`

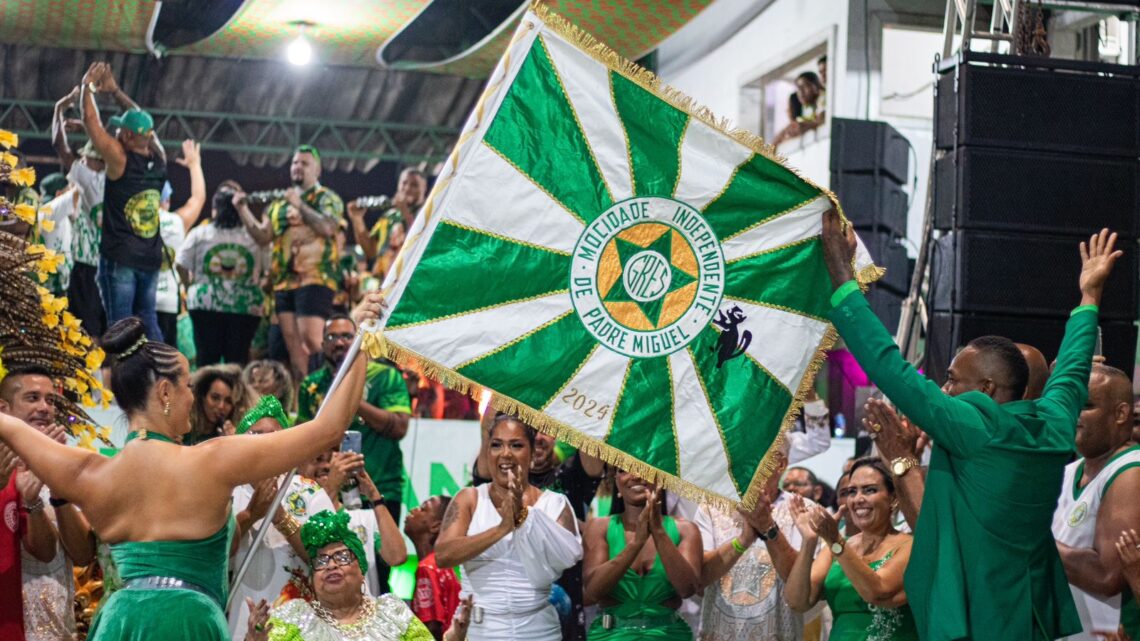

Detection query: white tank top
(1052, 445), (1140, 640)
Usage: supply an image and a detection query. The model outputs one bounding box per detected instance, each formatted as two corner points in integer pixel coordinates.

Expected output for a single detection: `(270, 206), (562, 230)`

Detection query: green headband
(236, 395), (290, 434)
(301, 509), (367, 575)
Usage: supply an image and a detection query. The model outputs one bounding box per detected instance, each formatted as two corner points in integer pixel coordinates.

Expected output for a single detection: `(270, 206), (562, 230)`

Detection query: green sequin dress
(822, 550), (919, 641)
(587, 515), (692, 640)
(87, 518), (234, 641)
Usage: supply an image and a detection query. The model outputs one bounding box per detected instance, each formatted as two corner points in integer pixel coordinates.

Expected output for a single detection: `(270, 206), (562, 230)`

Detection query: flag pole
(226, 321), (374, 610)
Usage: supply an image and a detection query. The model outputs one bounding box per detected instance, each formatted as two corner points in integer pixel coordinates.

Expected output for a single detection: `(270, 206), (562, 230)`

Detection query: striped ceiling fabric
(0, 0), (713, 75)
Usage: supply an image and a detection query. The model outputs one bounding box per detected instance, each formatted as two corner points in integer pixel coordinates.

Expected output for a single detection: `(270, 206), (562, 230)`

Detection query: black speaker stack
(926, 51), (1140, 381)
(831, 118), (913, 334)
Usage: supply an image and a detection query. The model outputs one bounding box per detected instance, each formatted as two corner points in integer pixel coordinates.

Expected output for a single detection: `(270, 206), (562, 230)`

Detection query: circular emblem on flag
(570, 197), (725, 358)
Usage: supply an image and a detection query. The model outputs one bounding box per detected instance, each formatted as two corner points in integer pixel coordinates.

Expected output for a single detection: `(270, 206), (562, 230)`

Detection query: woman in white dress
(435, 415), (582, 641)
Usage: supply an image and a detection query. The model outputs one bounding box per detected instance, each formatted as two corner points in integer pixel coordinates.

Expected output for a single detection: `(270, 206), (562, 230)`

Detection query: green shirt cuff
(830, 280), (861, 307)
(1071, 304), (1099, 317)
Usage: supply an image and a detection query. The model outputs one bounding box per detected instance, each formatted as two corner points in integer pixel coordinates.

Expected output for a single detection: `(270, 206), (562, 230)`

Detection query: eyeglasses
(312, 549), (355, 571)
(325, 333), (354, 342)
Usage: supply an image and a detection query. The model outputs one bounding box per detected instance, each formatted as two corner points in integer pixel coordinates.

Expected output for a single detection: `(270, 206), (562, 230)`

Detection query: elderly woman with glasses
(244, 509), (432, 641)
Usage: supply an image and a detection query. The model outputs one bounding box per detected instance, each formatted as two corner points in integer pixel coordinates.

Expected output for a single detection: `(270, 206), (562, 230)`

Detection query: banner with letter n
(375, 4), (880, 508)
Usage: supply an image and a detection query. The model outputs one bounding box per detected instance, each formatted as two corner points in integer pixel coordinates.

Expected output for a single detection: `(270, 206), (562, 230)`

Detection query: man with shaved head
(1018, 342), (1050, 400)
(1053, 364), (1140, 639)
(822, 210), (1123, 641)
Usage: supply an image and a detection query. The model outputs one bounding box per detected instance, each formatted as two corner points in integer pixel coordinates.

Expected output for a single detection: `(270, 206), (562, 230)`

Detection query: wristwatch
(758, 525), (780, 542)
(891, 457), (919, 477)
(830, 538), (846, 556)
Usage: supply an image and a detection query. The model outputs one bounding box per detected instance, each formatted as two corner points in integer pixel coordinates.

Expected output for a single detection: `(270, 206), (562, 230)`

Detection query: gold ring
(871, 423), (882, 433)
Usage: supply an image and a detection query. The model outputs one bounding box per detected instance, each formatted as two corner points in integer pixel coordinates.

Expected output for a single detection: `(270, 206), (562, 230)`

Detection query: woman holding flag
(0, 293), (383, 641)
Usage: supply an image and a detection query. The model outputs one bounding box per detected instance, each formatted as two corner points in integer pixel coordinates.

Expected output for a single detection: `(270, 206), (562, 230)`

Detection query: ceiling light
(286, 21), (315, 66)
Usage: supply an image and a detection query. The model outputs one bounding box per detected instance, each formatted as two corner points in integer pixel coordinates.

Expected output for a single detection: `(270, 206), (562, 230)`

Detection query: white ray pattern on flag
(542, 346), (631, 440)
(443, 142), (584, 255)
(541, 33), (635, 202)
(384, 292), (572, 369)
(669, 350), (741, 501)
(673, 120), (755, 210)
(720, 196), (830, 263)
(723, 298), (832, 393)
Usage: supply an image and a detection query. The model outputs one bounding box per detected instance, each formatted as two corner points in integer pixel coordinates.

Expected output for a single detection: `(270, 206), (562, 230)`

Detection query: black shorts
(274, 285), (334, 318)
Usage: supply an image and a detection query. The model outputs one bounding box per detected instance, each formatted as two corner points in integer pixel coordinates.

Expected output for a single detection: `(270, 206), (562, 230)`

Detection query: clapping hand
(864, 398), (925, 461)
(15, 465), (44, 505)
(789, 494), (817, 542)
(809, 504), (844, 546)
(1079, 228), (1123, 306)
(1115, 529), (1140, 586)
(244, 597), (272, 641)
(445, 595), (474, 641)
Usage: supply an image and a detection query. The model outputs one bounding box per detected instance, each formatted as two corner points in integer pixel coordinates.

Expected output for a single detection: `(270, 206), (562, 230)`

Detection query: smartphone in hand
(341, 431), (363, 454)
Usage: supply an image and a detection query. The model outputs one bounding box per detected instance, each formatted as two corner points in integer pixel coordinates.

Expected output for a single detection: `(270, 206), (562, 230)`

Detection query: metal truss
(0, 99), (460, 166)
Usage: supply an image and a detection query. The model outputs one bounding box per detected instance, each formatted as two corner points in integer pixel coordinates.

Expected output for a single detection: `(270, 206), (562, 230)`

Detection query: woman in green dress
(243, 509), (432, 641)
(784, 457), (918, 641)
(582, 471), (702, 640)
(0, 295), (381, 641)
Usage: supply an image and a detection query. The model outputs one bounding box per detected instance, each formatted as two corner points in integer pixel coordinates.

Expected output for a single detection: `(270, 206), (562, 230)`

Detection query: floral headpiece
(236, 395), (291, 434)
(300, 509), (368, 575)
(0, 128), (112, 449)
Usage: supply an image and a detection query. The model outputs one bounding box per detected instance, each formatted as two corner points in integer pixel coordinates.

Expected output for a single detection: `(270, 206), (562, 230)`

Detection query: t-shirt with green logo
(101, 150), (167, 271)
(296, 361), (411, 498)
(176, 221), (267, 317)
(265, 184), (344, 292)
(68, 161), (104, 267)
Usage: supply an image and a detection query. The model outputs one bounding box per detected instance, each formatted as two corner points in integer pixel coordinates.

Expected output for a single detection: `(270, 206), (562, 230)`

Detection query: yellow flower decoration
(0, 152), (16, 168)
(40, 218), (55, 233)
(0, 130), (17, 148)
(10, 167), (35, 188)
(13, 203), (36, 225)
(0, 350), (6, 382)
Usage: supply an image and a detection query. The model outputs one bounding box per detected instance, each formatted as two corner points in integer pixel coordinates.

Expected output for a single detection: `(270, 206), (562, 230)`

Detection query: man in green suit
(819, 209), (1123, 641)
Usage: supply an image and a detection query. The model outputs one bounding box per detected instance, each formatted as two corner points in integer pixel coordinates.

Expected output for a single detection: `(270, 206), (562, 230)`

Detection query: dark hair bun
(102, 317), (147, 356)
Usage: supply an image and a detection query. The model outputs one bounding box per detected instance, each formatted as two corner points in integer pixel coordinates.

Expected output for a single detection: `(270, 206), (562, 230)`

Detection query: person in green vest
(296, 313), (411, 594)
(582, 472), (702, 639)
(819, 208), (1123, 641)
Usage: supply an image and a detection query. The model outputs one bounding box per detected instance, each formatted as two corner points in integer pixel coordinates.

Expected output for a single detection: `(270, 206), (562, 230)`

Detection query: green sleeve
(368, 365), (412, 414)
(317, 190), (345, 219)
(267, 619), (303, 641)
(295, 379), (316, 423)
(1036, 306), (1099, 430)
(828, 289), (993, 458)
(401, 615), (435, 641)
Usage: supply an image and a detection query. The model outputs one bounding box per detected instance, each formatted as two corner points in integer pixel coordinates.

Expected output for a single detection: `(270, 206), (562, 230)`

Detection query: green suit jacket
(829, 286), (1092, 641)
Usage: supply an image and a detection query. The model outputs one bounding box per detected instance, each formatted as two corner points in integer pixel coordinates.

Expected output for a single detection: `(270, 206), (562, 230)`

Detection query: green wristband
(830, 280), (861, 307)
(731, 537), (747, 554)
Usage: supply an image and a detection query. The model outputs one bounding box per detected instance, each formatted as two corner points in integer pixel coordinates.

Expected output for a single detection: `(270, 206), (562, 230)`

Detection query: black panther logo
(711, 305), (752, 368)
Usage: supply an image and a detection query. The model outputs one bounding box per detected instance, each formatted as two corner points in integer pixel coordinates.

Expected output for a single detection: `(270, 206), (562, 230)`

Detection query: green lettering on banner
(430, 462), (462, 498)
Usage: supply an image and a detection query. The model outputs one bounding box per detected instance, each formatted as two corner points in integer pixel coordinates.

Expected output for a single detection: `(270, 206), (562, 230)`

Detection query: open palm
(1079, 228), (1122, 298)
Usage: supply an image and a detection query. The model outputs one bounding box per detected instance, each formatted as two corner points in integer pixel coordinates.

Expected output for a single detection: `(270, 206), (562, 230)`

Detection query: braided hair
(102, 318), (183, 416)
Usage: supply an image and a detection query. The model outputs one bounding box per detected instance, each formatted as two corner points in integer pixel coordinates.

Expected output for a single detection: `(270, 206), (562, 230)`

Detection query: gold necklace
(311, 595), (376, 631)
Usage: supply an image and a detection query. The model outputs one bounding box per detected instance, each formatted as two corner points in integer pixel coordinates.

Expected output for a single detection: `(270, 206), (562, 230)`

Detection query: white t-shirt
(155, 211), (185, 314)
(175, 222), (266, 316)
(67, 160), (104, 267)
(228, 475), (335, 639)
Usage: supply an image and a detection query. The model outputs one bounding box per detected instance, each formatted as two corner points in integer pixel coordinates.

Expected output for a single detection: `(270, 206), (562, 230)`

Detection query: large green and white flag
(377, 6), (878, 508)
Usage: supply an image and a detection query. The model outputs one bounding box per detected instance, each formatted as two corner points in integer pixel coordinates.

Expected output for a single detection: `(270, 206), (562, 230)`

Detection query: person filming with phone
(296, 314), (412, 595)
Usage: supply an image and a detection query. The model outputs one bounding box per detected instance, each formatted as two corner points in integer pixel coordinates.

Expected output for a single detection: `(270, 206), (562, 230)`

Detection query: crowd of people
(1, 59), (1140, 641)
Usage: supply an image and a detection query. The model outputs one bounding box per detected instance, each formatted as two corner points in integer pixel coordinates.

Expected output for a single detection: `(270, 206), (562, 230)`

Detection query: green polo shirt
(297, 360), (411, 497)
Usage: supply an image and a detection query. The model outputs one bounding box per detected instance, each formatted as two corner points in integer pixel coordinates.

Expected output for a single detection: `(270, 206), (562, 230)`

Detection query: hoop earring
(163, 399), (171, 417)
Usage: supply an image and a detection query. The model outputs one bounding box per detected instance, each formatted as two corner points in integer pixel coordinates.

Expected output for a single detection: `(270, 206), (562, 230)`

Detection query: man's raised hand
(1079, 228), (1123, 307)
(821, 207), (857, 289)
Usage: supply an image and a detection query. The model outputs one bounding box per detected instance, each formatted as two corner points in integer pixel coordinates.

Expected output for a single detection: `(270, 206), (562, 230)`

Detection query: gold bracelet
(274, 515), (300, 537)
(514, 506), (529, 529)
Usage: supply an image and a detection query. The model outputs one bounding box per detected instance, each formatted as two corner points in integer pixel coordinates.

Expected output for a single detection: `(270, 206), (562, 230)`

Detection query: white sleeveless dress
(1052, 445), (1140, 640)
(462, 484), (582, 641)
